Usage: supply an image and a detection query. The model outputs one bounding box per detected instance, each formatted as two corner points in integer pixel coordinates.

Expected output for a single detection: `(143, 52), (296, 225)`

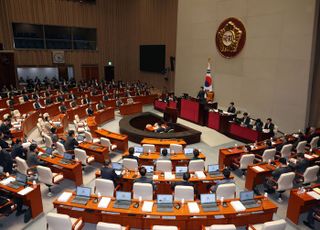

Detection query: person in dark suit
(0, 132), (10, 149)
(172, 172), (194, 189)
(82, 95), (91, 104)
(86, 106), (94, 116)
(292, 152), (309, 174)
(56, 93), (64, 102)
(197, 86), (206, 104)
(11, 139), (26, 159)
(0, 119), (12, 139)
(97, 100), (106, 110)
(240, 112), (251, 127)
(0, 147), (13, 174)
(26, 143), (43, 169)
(33, 99), (43, 110)
(64, 130), (79, 151)
(23, 94), (29, 102)
(264, 157), (291, 193)
(44, 97), (52, 105)
(134, 167), (154, 186)
(264, 118), (275, 135)
(100, 160), (120, 186)
(68, 91), (76, 100)
(254, 119), (264, 132)
(102, 93), (109, 101)
(192, 149), (200, 160)
(293, 132), (306, 150)
(59, 102), (67, 114)
(50, 127), (59, 144)
(123, 147), (138, 161)
(227, 102), (236, 113)
(210, 168), (234, 193)
(306, 127), (319, 144)
(70, 100), (77, 108)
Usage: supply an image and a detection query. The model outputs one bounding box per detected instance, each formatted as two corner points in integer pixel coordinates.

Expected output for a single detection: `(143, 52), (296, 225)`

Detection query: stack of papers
(0, 177), (15, 185)
(188, 202), (200, 213)
(164, 172), (175, 180)
(58, 192), (73, 202)
(252, 166), (265, 172)
(307, 191), (320, 200)
(195, 171), (206, 179)
(142, 201), (154, 212)
(230, 200), (246, 212)
(313, 188), (320, 194)
(18, 187), (34, 195)
(98, 197), (111, 208)
(304, 154), (314, 159)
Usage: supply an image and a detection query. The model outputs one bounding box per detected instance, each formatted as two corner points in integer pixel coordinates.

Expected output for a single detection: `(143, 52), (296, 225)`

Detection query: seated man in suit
(33, 99), (44, 110)
(50, 127), (59, 144)
(87, 105), (94, 116)
(26, 143), (44, 170)
(172, 172), (194, 189)
(196, 86), (206, 105)
(306, 127), (319, 144)
(64, 130), (79, 151)
(70, 100), (77, 108)
(210, 168), (234, 193)
(0, 146), (13, 174)
(227, 102), (236, 113)
(7, 97), (14, 108)
(56, 92), (64, 102)
(291, 152), (309, 175)
(264, 118), (275, 135)
(254, 118), (264, 132)
(68, 91), (76, 100)
(11, 139), (26, 159)
(0, 119), (12, 140)
(100, 160), (121, 186)
(59, 102), (67, 114)
(240, 112), (251, 127)
(0, 132), (10, 149)
(122, 147), (138, 161)
(22, 94), (29, 102)
(134, 167), (154, 187)
(102, 92), (109, 101)
(97, 100), (106, 110)
(192, 149), (200, 160)
(264, 157), (291, 193)
(82, 94), (91, 104)
(44, 97), (52, 105)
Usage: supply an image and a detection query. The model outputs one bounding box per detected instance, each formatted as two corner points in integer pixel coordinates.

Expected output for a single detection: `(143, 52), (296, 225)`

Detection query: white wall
(175, 0), (316, 133)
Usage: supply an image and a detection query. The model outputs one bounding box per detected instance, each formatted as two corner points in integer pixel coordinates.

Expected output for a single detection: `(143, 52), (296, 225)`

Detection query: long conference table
(53, 193), (277, 229)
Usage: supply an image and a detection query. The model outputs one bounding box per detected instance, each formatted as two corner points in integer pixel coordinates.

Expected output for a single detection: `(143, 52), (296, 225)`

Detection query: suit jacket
(272, 166), (291, 181)
(57, 96), (64, 102)
(0, 124), (11, 137)
(26, 151), (42, 168)
(294, 158), (309, 174)
(11, 144), (25, 159)
(0, 150), (13, 173)
(197, 90), (206, 104)
(64, 137), (79, 151)
(103, 95), (109, 101)
(241, 117), (251, 127)
(227, 106), (236, 113)
(0, 139), (9, 149)
(23, 95), (29, 102)
(59, 105), (67, 113)
(34, 102), (41, 109)
(255, 121), (264, 132)
(134, 176), (153, 185)
(83, 98), (91, 104)
(100, 167), (119, 185)
(97, 103), (105, 110)
(264, 123), (275, 133)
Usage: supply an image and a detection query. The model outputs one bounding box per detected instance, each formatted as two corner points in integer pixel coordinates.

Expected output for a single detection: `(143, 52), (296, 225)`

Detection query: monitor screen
(134, 146), (143, 153)
(200, 194), (216, 204)
(16, 172), (27, 184)
(240, 191), (254, 201)
(112, 162), (123, 170)
(116, 191), (131, 201)
(64, 152), (73, 160)
(157, 194), (173, 204)
(140, 45), (165, 73)
(45, 147), (53, 155)
(77, 135), (85, 141)
(208, 164), (219, 173)
(142, 165), (154, 173)
(175, 166), (188, 173)
(184, 148), (194, 155)
(76, 186), (91, 197)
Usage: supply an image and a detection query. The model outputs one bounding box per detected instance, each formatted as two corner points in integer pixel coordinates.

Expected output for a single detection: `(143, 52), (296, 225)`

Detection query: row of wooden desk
(53, 193), (277, 229)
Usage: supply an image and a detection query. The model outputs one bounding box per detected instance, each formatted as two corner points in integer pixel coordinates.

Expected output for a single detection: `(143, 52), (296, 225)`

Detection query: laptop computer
(207, 164), (222, 176)
(59, 152), (74, 164)
(184, 148), (194, 158)
(112, 162), (123, 176)
(7, 172), (27, 189)
(175, 166), (188, 179)
(113, 191), (132, 209)
(200, 193), (219, 211)
(41, 147), (53, 158)
(240, 191), (260, 209)
(77, 135), (85, 142)
(141, 165), (154, 178)
(71, 186), (91, 205)
(134, 146), (143, 153)
(157, 194), (173, 212)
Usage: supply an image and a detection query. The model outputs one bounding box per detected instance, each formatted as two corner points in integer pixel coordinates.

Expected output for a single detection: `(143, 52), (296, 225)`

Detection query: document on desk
(195, 171), (206, 179)
(252, 166), (265, 172)
(142, 201), (154, 212)
(307, 191), (320, 200)
(313, 188), (320, 194)
(17, 187), (34, 196)
(57, 192), (73, 202)
(304, 154), (314, 159)
(188, 202), (200, 213)
(230, 200), (246, 212)
(0, 177), (15, 185)
(164, 172), (175, 180)
(98, 197), (111, 208)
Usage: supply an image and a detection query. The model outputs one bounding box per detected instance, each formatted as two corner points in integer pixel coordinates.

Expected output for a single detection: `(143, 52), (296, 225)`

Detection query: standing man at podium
(197, 86), (206, 104)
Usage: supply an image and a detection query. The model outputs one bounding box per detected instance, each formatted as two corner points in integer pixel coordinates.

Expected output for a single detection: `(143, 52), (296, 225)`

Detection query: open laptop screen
(200, 193), (216, 204)
(112, 162), (123, 170)
(175, 166), (188, 173)
(157, 194), (173, 204)
(184, 148), (194, 155)
(240, 191), (254, 201)
(64, 152), (73, 160)
(76, 186), (91, 198)
(134, 146), (143, 153)
(16, 172), (27, 184)
(208, 164), (219, 173)
(142, 165), (154, 173)
(116, 191), (131, 201)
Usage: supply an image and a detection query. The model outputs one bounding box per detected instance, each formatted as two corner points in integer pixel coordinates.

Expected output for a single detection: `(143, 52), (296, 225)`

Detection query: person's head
(50, 127), (56, 134)
(15, 138), (22, 145)
(200, 86), (204, 90)
(243, 112), (248, 118)
(182, 172), (191, 181)
(104, 159), (112, 168)
(68, 130), (75, 137)
(139, 167), (147, 176)
(297, 152), (305, 159)
(128, 147), (134, 156)
(222, 168), (231, 179)
(193, 149), (200, 158)
(267, 118), (272, 124)
(310, 127), (316, 134)
(256, 118), (261, 124)
(161, 148), (168, 157)
(230, 102), (234, 106)
(29, 143), (38, 152)
(266, 139), (272, 147)
(279, 157), (287, 166)
(244, 145), (251, 152)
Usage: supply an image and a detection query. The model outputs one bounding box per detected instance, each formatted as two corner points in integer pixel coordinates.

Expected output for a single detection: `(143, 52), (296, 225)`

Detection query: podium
(164, 107), (178, 123)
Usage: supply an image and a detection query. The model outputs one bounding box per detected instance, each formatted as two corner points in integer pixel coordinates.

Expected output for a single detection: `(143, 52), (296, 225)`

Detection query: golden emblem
(215, 18), (246, 58)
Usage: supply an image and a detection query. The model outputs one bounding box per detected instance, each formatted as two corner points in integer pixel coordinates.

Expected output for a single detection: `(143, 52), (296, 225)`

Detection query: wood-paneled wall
(0, 0), (177, 90)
